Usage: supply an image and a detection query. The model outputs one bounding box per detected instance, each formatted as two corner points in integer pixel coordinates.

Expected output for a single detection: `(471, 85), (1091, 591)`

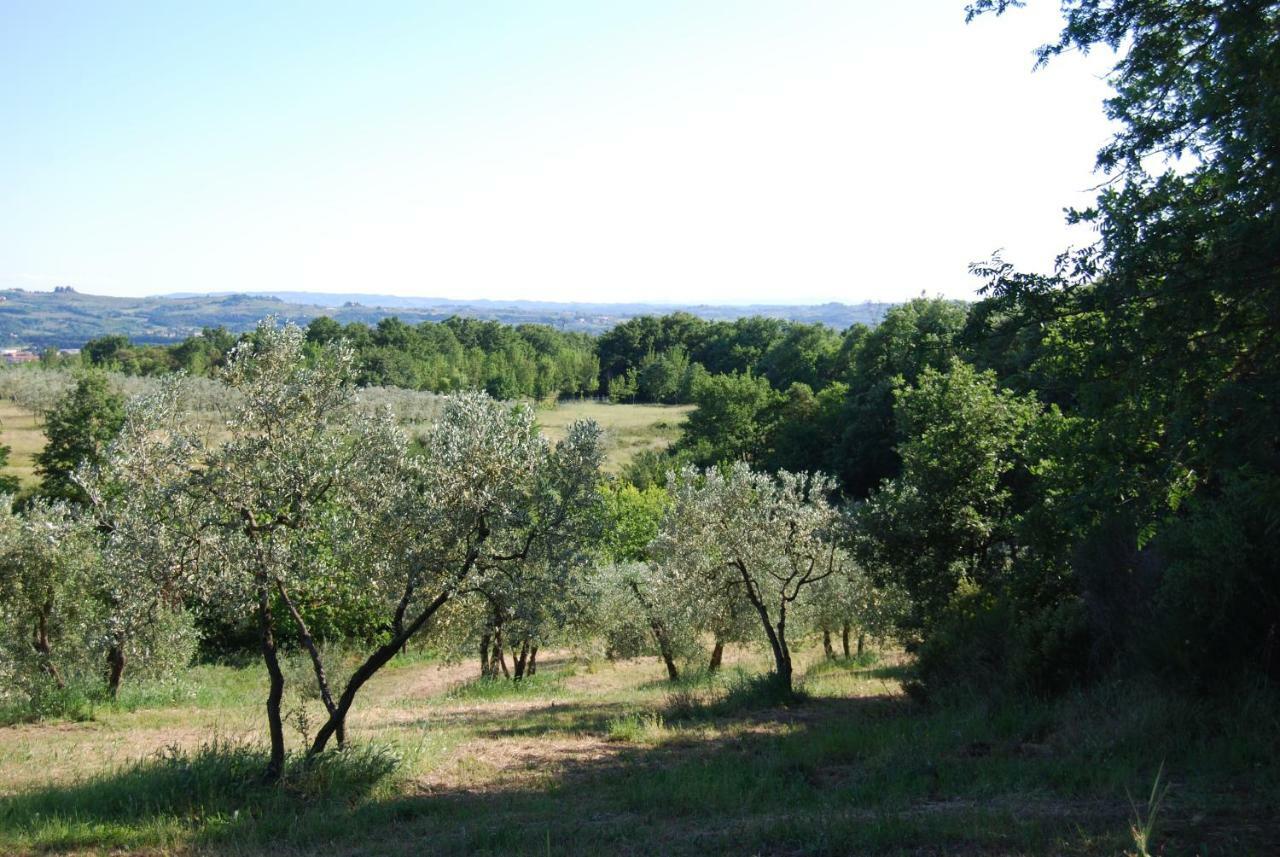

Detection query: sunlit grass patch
(533, 400), (693, 472)
(804, 650), (881, 677)
(605, 711), (668, 744)
(441, 672), (566, 703)
(0, 401), (45, 486)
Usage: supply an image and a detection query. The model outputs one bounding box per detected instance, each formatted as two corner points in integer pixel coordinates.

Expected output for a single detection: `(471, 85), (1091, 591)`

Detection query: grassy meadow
(0, 394), (688, 486)
(0, 644), (1275, 855)
(534, 399), (692, 472)
(0, 401), (46, 487)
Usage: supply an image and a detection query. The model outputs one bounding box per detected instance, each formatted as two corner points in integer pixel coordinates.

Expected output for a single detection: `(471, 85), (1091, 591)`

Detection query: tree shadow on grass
(3, 688), (1273, 856)
(0, 737), (401, 854)
(3, 695), (955, 856)
(407, 698), (636, 739)
(861, 662), (913, 682)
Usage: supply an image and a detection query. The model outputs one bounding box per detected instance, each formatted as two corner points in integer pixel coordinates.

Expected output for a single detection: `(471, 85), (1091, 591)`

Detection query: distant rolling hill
(0, 287), (893, 349)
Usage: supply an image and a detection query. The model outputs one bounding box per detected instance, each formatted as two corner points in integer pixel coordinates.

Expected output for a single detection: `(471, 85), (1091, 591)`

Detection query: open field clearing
(534, 399), (691, 471)
(0, 383), (688, 486)
(0, 645), (1275, 856)
(0, 401), (46, 487)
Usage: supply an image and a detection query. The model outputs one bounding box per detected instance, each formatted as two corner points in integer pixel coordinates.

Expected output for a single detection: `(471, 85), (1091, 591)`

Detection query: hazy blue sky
(1, 1), (1116, 304)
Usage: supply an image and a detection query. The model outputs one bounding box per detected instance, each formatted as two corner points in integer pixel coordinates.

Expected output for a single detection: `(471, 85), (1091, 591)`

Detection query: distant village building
(1, 348), (38, 364)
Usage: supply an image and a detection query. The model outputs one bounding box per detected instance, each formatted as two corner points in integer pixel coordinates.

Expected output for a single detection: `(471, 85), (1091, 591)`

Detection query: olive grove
(1, 320), (901, 775)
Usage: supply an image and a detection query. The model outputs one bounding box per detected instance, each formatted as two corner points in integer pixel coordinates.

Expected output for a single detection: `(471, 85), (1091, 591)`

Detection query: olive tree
(108, 320), (601, 775)
(591, 482), (694, 679)
(654, 463), (850, 693)
(453, 430), (605, 681)
(0, 499), (99, 702)
(301, 393), (603, 755)
(462, 553), (596, 680)
(592, 560), (701, 681)
(120, 320), (403, 779)
(78, 378), (205, 697)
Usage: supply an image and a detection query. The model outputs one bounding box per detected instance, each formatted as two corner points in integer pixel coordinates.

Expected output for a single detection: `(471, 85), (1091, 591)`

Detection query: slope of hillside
(0, 288), (892, 348)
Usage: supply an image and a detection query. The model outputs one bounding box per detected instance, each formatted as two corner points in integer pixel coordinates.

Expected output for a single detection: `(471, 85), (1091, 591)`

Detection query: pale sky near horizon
(1, 1), (1117, 305)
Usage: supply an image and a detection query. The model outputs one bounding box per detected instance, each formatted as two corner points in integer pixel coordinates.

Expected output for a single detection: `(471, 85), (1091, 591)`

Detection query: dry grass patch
(0, 401), (45, 486)
(535, 399), (692, 471)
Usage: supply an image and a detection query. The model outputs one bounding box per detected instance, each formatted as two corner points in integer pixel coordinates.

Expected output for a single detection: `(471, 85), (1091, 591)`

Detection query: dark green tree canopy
(35, 372), (125, 504)
(0, 440), (19, 496)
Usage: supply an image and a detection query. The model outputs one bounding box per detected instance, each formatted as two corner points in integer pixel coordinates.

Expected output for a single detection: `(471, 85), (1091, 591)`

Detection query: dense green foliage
(654, 0), (1280, 695)
(75, 309), (882, 406)
(33, 372), (125, 505)
(0, 443), (17, 496)
(79, 318), (603, 401)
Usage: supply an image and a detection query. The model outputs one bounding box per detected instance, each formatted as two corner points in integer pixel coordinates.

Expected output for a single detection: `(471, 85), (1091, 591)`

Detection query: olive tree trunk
(106, 642), (126, 699)
(479, 633), (493, 677)
(734, 560), (793, 693)
(708, 637), (725, 673)
(256, 585), (286, 782)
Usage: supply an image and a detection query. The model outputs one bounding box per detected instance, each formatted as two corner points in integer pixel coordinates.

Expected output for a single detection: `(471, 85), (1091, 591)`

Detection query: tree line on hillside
(54, 308), (886, 406)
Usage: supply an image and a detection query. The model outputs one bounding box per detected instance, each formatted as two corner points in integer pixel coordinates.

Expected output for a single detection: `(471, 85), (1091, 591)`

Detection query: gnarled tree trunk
(513, 639), (530, 680)
(32, 607), (65, 689)
(480, 633), (494, 677)
(493, 627), (510, 678)
(257, 585), (286, 782)
(734, 561), (794, 693)
(106, 642), (126, 699)
(627, 580), (679, 681)
(308, 585), (459, 756)
(658, 635), (680, 682)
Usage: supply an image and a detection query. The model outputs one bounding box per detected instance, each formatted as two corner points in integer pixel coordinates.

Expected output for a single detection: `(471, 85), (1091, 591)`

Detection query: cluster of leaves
(597, 314), (855, 403)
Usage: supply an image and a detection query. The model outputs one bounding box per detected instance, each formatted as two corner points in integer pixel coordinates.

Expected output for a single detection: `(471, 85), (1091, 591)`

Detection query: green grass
(0, 647), (1276, 855)
(440, 671), (567, 702)
(604, 710), (668, 744)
